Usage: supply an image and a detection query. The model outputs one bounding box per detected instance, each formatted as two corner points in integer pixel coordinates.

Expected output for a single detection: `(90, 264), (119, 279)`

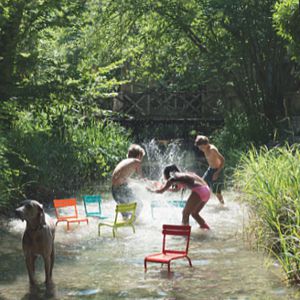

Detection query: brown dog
(15, 200), (55, 286)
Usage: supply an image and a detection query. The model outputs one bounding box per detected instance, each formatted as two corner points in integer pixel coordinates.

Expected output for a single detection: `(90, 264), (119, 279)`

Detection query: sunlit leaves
(274, 0), (300, 63)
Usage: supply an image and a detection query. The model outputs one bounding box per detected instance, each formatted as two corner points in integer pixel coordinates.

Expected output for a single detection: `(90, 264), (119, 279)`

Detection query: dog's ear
(38, 204), (46, 226)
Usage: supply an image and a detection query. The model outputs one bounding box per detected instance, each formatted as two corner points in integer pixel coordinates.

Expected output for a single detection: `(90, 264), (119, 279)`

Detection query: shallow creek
(0, 189), (299, 300)
(1, 140), (300, 299)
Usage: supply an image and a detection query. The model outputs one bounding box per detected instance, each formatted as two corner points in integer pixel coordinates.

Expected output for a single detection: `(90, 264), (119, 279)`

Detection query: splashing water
(142, 139), (187, 180)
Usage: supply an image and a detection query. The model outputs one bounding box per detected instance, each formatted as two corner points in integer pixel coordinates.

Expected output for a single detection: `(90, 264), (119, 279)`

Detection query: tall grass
(234, 144), (300, 284)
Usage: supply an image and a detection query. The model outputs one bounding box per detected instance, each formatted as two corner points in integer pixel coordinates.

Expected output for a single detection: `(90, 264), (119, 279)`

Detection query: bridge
(111, 87), (224, 139)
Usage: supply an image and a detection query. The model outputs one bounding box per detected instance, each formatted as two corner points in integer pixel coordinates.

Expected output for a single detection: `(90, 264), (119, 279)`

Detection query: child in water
(147, 164), (211, 229)
(195, 135), (225, 205)
(112, 144), (145, 215)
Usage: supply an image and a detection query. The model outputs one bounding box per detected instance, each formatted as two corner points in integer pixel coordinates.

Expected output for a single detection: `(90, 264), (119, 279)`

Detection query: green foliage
(93, 0), (296, 125)
(234, 145), (300, 283)
(274, 0), (300, 64)
(0, 133), (18, 210)
(211, 112), (272, 178)
(0, 102), (131, 211)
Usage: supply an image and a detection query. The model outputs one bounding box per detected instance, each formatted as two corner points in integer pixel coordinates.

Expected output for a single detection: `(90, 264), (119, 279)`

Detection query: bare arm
(214, 149), (225, 175)
(211, 149), (225, 181)
(147, 178), (174, 193)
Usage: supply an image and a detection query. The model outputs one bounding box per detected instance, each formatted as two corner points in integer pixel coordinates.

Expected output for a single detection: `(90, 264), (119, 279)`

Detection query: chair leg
(144, 259), (147, 272)
(168, 263), (171, 273)
(186, 256), (192, 267)
(98, 225), (101, 236)
(132, 225), (135, 234)
(113, 228), (116, 238)
(151, 206), (154, 219)
(67, 222), (70, 231)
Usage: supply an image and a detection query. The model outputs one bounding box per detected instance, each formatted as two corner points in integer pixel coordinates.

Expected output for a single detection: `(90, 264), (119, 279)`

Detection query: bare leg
(191, 201), (207, 227)
(216, 192), (224, 204)
(182, 192), (199, 225)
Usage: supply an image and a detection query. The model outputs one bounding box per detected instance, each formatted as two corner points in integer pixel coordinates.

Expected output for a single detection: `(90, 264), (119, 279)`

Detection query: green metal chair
(83, 195), (107, 219)
(98, 202), (137, 237)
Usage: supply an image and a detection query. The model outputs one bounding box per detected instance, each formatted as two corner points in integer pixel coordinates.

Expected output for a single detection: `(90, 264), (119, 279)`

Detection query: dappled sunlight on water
(1, 190), (300, 300)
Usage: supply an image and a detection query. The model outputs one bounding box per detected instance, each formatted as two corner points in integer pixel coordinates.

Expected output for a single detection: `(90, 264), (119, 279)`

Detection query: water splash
(142, 139), (186, 180)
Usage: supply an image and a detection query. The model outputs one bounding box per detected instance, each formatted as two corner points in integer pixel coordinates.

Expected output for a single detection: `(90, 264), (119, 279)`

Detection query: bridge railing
(113, 90), (222, 119)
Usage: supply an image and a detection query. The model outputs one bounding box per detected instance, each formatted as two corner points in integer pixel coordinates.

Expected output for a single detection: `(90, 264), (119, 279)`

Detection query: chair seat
(167, 200), (186, 208)
(86, 212), (108, 219)
(145, 252), (187, 263)
(66, 217), (88, 223)
(99, 220), (129, 227)
(151, 200), (186, 218)
(57, 217), (88, 223)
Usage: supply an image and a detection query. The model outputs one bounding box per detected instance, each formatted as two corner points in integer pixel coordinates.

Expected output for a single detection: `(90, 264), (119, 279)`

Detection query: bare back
(173, 172), (207, 188)
(112, 158), (142, 186)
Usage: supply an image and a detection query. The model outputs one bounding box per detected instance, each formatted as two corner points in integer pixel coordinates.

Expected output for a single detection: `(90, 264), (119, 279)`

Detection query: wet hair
(127, 144), (145, 158)
(163, 164), (180, 180)
(194, 135), (209, 146)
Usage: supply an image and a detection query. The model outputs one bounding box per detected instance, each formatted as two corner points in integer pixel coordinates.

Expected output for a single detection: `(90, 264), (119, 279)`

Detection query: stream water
(0, 140), (299, 300)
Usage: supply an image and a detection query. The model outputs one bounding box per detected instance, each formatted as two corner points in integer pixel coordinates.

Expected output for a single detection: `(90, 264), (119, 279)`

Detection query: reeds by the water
(234, 144), (300, 284)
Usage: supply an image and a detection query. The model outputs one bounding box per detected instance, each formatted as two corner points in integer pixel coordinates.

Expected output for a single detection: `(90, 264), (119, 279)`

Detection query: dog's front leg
(25, 254), (37, 285)
(50, 246), (55, 278)
(43, 255), (53, 285)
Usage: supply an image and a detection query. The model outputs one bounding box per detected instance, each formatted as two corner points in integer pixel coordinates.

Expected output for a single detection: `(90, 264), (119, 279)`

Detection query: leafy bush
(0, 104), (131, 211)
(211, 112), (272, 179)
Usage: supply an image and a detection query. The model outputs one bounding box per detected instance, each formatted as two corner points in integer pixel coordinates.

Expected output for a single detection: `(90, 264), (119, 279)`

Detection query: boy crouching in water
(111, 144), (145, 215)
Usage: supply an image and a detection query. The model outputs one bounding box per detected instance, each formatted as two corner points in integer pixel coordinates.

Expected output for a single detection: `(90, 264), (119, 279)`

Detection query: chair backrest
(162, 224), (191, 255)
(53, 198), (78, 220)
(83, 195), (102, 215)
(114, 202), (137, 224)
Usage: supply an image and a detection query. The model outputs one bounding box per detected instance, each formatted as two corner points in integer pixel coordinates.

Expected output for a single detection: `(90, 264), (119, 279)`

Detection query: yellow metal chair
(98, 202), (137, 237)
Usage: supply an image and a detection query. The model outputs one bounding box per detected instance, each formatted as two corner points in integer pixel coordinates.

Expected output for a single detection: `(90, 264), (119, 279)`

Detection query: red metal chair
(144, 224), (192, 273)
(53, 198), (89, 230)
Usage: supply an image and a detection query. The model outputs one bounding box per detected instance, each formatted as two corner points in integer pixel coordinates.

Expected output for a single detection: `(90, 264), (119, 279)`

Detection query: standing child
(194, 135), (225, 205)
(147, 164), (211, 229)
(112, 144), (145, 215)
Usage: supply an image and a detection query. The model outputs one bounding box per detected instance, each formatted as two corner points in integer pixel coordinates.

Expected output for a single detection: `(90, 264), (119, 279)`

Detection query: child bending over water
(147, 164), (211, 229)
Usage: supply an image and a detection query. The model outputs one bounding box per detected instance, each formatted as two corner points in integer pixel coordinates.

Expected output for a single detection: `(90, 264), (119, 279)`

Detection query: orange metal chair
(144, 224), (192, 273)
(53, 198), (88, 230)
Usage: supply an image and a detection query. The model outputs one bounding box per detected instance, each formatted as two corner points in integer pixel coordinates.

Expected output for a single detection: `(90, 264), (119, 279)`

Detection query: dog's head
(15, 200), (46, 225)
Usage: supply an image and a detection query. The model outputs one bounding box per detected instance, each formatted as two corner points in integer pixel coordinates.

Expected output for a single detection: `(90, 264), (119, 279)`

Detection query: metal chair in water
(83, 195), (107, 219)
(151, 199), (187, 219)
(144, 224), (192, 273)
(53, 198), (89, 230)
(98, 202), (137, 237)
